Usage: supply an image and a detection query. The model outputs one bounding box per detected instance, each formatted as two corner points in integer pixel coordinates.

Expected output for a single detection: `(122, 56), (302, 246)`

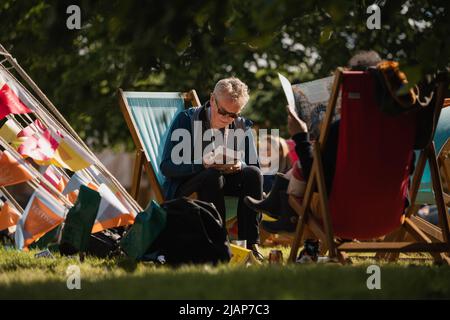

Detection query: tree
(1, 0), (448, 149)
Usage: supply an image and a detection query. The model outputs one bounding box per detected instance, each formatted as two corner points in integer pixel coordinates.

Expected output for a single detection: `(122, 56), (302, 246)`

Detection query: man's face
(210, 93), (243, 129)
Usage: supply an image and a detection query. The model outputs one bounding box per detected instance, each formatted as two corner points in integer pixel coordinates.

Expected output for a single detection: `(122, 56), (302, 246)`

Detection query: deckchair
(440, 138), (450, 201)
(416, 106), (450, 204)
(288, 68), (450, 264)
(380, 110), (449, 261)
(393, 137), (450, 255)
(118, 90), (201, 203)
(119, 90), (244, 232)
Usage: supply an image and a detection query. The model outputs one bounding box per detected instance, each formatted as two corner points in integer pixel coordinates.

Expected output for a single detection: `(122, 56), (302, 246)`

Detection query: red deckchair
(288, 69), (450, 264)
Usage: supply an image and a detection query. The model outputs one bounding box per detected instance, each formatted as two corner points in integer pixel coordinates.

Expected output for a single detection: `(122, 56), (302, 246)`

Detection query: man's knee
(242, 166), (262, 183)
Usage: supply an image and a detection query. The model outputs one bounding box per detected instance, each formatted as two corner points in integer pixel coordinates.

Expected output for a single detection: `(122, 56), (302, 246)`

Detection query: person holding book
(160, 77), (264, 260)
(245, 50), (383, 262)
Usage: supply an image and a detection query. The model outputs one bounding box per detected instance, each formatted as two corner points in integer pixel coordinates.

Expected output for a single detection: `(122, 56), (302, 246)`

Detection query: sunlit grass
(0, 246), (448, 299)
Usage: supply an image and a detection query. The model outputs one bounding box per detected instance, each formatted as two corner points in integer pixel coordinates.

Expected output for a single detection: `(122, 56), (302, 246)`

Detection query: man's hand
(203, 157), (242, 174)
(287, 106), (308, 136)
(217, 160), (242, 174)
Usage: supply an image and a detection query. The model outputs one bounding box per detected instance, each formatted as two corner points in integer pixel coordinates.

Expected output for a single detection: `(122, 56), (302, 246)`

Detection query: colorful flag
(41, 165), (69, 197)
(0, 150), (34, 186)
(43, 165), (64, 189)
(52, 134), (96, 172)
(17, 120), (59, 164)
(0, 74), (32, 120)
(15, 188), (66, 249)
(92, 184), (135, 233)
(62, 171), (99, 203)
(0, 193), (22, 231)
(0, 118), (22, 144)
(62, 171), (92, 195)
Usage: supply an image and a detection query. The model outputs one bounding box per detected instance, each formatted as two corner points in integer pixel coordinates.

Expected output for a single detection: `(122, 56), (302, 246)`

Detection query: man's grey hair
(213, 77), (250, 107)
(348, 50), (382, 69)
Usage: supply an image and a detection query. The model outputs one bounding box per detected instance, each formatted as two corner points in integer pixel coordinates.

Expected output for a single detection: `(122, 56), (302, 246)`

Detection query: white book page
(278, 73), (297, 115)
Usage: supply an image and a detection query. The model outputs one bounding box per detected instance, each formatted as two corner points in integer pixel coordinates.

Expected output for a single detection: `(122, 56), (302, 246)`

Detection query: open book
(203, 146), (242, 165)
(278, 73), (341, 138)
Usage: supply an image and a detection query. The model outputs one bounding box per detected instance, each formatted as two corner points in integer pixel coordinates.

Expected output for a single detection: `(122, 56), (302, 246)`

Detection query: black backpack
(149, 198), (231, 265)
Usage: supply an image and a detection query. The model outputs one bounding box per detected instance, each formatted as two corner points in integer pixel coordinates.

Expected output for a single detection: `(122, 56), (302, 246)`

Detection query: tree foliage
(1, 0), (448, 149)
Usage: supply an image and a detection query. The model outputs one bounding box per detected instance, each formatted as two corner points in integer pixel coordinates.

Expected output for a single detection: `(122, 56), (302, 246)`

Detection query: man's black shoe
(243, 173), (289, 217)
(261, 215), (297, 233)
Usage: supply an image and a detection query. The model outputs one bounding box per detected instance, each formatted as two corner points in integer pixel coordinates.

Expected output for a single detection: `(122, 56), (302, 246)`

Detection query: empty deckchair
(288, 69), (450, 264)
(118, 90), (201, 203)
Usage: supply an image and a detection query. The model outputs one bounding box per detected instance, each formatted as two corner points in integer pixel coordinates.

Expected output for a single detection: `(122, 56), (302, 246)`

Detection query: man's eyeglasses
(213, 94), (240, 119)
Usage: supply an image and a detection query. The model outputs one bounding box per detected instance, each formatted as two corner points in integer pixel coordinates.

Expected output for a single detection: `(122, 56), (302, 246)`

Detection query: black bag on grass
(86, 229), (122, 258)
(149, 198), (231, 265)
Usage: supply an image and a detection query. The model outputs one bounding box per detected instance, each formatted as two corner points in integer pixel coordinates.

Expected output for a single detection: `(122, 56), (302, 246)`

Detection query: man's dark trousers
(175, 166), (263, 244)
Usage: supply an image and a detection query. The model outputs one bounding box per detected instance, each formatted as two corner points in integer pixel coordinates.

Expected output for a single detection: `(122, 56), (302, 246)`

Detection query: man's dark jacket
(160, 102), (258, 200)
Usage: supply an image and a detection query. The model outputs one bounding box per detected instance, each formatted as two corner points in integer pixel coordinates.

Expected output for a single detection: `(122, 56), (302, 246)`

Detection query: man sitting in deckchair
(160, 77), (264, 260)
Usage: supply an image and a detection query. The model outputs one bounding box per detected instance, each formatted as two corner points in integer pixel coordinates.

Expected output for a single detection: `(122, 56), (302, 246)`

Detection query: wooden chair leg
(131, 149), (144, 200)
(289, 212), (307, 262)
(375, 228), (402, 261)
(428, 142), (450, 256)
(404, 218), (445, 264)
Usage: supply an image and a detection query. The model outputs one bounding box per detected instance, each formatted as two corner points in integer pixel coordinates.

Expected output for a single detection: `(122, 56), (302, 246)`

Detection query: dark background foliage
(1, 0), (448, 149)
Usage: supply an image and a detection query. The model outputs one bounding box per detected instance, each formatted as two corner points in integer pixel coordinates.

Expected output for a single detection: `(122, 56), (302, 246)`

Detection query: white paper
(203, 146), (241, 165)
(291, 76), (340, 137)
(295, 76), (334, 104)
(278, 73), (297, 115)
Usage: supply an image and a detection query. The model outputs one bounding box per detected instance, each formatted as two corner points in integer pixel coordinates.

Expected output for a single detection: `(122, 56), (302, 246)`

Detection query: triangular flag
(0, 71), (36, 111)
(40, 165), (69, 200)
(17, 120), (59, 164)
(43, 165), (64, 190)
(0, 193), (22, 231)
(0, 150), (34, 186)
(0, 74), (32, 120)
(15, 188), (66, 249)
(51, 134), (96, 172)
(0, 118), (22, 144)
(62, 171), (92, 195)
(91, 184), (135, 233)
(60, 185), (101, 253)
(62, 171), (98, 203)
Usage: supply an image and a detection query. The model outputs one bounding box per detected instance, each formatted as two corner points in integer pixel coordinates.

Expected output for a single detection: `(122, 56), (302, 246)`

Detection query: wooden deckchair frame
(379, 137), (450, 262)
(118, 89), (201, 203)
(288, 68), (450, 264)
(439, 138), (450, 201)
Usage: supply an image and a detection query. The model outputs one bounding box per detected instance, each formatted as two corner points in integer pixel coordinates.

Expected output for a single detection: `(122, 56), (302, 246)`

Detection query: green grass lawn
(0, 246), (449, 299)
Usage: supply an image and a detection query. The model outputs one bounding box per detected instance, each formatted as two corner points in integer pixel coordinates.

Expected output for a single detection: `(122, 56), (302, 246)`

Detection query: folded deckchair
(416, 106), (450, 204)
(392, 137), (450, 256)
(118, 90), (201, 203)
(440, 138), (450, 201)
(288, 69), (450, 264)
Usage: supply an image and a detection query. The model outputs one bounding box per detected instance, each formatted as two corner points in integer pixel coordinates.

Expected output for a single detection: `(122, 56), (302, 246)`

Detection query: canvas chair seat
(416, 106), (450, 204)
(124, 92), (187, 189)
(119, 90), (239, 224)
(328, 71), (417, 239)
(119, 90), (201, 203)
